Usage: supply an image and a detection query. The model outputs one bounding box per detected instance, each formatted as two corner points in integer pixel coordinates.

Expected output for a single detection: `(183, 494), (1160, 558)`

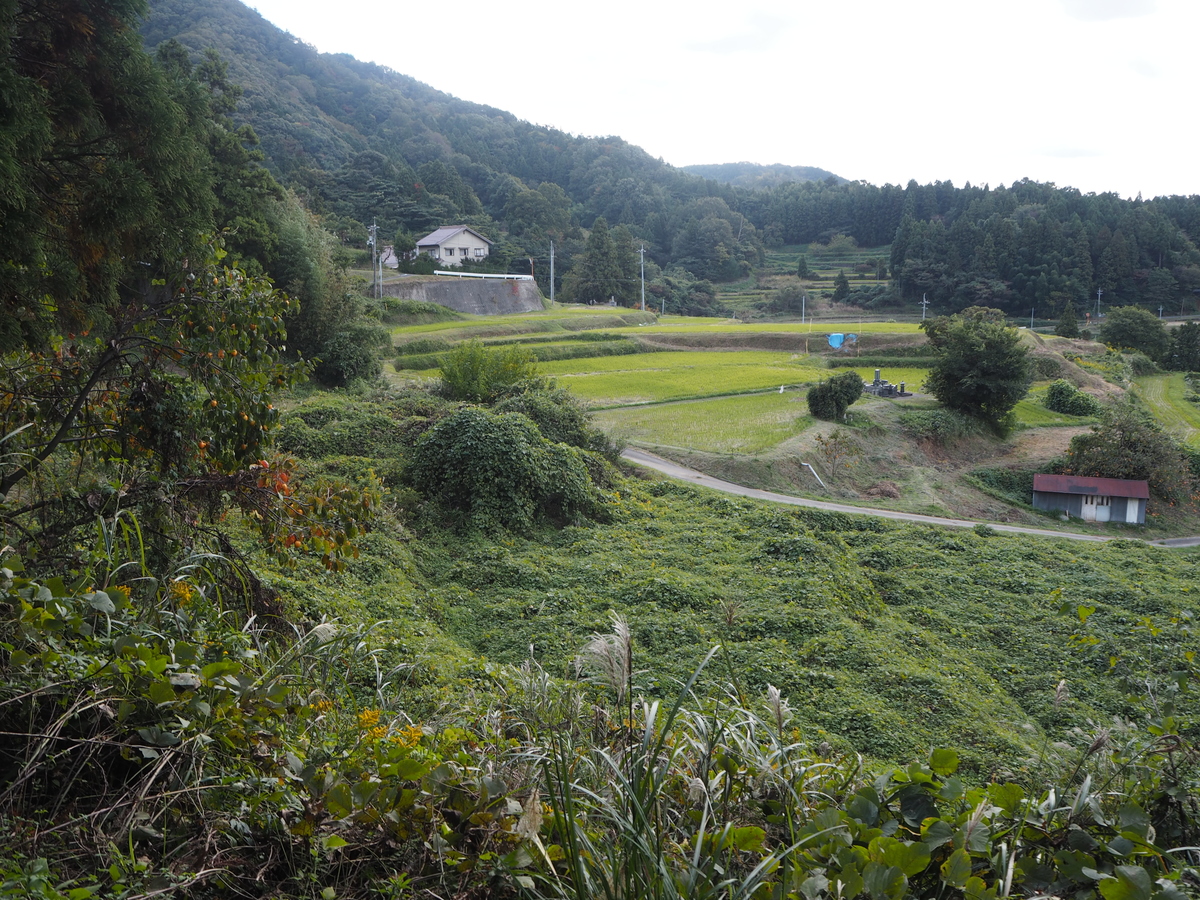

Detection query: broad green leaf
(800, 872), (829, 900)
(862, 861), (906, 900)
(929, 748), (959, 776)
(847, 792), (880, 826)
(921, 819), (954, 848)
(730, 825), (766, 852)
(1118, 803), (1150, 839)
(1108, 836), (1135, 857)
(201, 660), (240, 681)
(1098, 865), (1152, 900)
(883, 840), (931, 877)
(147, 680), (175, 705)
(964, 875), (998, 900)
(987, 782), (1025, 815)
(941, 848), (972, 888)
(325, 783), (353, 819)
(88, 591), (115, 614)
(393, 757), (432, 781)
(321, 835), (348, 851)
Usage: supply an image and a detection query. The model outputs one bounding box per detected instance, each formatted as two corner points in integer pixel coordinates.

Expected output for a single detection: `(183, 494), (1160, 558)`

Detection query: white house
(415, 226), (492, 267)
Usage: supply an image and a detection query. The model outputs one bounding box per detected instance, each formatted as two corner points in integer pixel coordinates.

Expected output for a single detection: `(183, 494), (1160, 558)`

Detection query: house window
(474, 248), (485, 257)
(444, 247), (454, 257)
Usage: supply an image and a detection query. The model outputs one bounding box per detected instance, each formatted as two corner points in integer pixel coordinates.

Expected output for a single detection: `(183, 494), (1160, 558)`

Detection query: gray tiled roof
(416, 225), (493, 247)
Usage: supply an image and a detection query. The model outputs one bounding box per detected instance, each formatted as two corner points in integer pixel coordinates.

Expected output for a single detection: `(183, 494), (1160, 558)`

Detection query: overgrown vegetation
(1044, 379), (1104, 417)
(807, 372), (865, 421)
(6, 4), (1200, 898)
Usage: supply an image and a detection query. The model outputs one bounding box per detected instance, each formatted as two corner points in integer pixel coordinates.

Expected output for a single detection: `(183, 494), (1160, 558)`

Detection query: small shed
(415, 225), (492, 266)
(1031, 474), (1149, 524)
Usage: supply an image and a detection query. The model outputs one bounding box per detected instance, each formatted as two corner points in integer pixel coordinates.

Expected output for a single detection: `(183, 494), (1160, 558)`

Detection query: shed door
(1126, 500), (1141, 524)
(1081, 495), (1097, 521)
(1094, 496), (1111, 523)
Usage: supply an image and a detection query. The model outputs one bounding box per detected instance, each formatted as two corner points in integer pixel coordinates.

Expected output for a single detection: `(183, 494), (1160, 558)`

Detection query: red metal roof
(1033, 474), (1149, 499)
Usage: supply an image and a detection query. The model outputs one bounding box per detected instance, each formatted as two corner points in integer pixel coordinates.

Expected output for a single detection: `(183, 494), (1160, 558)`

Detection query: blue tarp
(827, 333), (844, 349)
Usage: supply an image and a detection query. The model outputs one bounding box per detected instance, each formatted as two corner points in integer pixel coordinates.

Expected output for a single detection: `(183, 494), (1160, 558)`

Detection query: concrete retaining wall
(383, 277), (545, 315)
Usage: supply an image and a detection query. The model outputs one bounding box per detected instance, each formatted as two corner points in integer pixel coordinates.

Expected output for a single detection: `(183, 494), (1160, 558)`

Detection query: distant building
(415, 225), (492, 267)
(1031, 474), (1148, 524)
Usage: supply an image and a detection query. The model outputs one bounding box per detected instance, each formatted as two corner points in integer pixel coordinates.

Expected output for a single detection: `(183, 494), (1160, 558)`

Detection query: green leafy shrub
(1044, 379), (1103, 417)
(396, 337), (453, 356)
(806, 371), (864, 421)
(1128, 351), (1160, 375)
(1031, 354), (1064, 378)
(1065, 398), (1193, 502)
(313, 319), (389, 386)
(276, 397), (410, 459)
(899, 408), (982, 443)
(437, 340), (540, 402)
(493, 387), (620, 459)
(966, 467), (1036, 505)
(406, 407), (610, 531)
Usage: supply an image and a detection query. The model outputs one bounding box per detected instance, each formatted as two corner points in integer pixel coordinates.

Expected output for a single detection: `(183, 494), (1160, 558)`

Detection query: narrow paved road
(621, 448), (1200, 548)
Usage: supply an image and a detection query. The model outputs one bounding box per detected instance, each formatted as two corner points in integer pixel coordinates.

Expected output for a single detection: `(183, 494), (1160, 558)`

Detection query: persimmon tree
(1, 238), (375, 568)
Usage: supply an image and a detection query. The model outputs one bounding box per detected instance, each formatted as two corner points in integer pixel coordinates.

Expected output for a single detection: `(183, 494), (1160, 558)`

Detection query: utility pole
(1030, 307), (1035, 330)
(368, 220), (379, 299)
(801, 293), (806, 325)
(1096, 288), (1103, 319)
(549, 241), (555, 303)
(639, 244), (646, 312)
(920, 293), (930, 320)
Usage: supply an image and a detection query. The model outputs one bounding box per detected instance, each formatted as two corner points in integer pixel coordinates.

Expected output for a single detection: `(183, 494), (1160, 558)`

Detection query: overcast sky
(242, 0), (1197, 199)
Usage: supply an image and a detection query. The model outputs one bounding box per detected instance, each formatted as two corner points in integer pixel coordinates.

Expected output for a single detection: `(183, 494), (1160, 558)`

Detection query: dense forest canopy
(134, 0), (1200, 316)
(681, 161), (844, 189)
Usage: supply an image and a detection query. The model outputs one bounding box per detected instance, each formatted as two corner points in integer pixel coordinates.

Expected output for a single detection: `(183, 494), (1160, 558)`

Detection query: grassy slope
(407, 476), (1200, 775)
(1135, 373), (1200, 446)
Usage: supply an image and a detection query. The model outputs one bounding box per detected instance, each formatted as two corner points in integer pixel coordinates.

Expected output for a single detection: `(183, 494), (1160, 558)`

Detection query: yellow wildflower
(356, 709), (381, 729)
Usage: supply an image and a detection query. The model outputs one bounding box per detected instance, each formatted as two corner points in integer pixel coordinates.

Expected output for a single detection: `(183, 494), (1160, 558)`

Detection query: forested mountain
(682, 161), (843, 189)
(142, 0), (1200, 317)
(143, 0), (761, 286)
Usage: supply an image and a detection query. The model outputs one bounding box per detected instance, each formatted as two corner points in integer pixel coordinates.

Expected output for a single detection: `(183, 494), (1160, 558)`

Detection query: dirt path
(621, 448), (1200, 548)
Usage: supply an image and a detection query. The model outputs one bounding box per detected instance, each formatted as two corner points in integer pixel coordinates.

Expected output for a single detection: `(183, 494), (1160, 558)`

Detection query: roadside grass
(593, 392), (813, 453)
(537, 351), (828, 406)
(1134, 373), (1200, 445)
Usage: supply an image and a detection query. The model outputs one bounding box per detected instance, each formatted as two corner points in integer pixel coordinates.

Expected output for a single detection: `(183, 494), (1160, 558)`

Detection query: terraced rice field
(593, 392), (812, 453)
(1011, 399), (1097, 428)
(619, 321), (922, 336)
(1135, 374), (1200, 445)
(539, 351), (829, 406)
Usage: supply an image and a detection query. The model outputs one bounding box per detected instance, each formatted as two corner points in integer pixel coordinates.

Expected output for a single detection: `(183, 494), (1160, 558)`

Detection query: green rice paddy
(538, 351), (829, 406)
(593, 392), (812, 453)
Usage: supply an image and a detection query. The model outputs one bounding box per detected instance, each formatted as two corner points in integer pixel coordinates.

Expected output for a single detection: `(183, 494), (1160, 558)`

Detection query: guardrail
(433, 270), (534, 281)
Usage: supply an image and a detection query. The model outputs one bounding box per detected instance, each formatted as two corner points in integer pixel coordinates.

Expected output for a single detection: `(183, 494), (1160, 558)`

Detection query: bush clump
(807, 371), (864, 421)
(405, 407), (610, 531)
(438, 340), (540, 402)
(899, 408), (982, 443)
(493, 387), (621, 459)
(1043, 379), (1103, 417)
